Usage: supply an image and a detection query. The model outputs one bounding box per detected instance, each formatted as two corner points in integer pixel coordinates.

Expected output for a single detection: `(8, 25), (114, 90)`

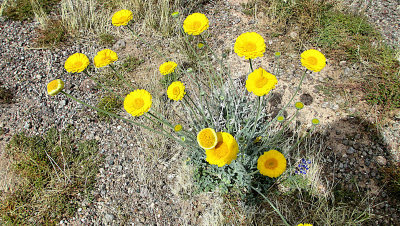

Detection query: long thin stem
(246, 95), (263, 150)
(60, 91), (195, 149)
(84, 70), (124, 101)
(250, 186), (290, 226)
(109, 64), (135, 91)
(127, 25), (168, 62)
(261, 69), (308, 133)
(249, 58), (254, 72)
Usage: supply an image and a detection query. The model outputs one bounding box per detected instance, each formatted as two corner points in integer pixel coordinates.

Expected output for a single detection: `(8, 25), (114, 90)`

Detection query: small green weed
(35, 19), (68, 47)
(2, 0), (60, 21)
(96, 94), (122, 120)
(122, 55), (144, 72)
(0, 126), (102, 224)
(98, 33), (116, 47)
(241, 1), (256, 16)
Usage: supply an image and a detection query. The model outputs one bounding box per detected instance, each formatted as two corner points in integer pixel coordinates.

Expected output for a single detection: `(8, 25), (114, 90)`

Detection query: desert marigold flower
(301, 49), (326, 72)
(197, 128), (219, 150)
(257, 150), (287, 178)
(197, 43), (204, 49)
(112, 9), (133, 26)
(183, 13), (209, 35)
(159, 61), (178, 75)
(277, 115), (285, 122)
(234, 32), (266, 59)
(312, 118), (320, 125)
(275, 52), (281, 57)
(93, 49), (118, 68)
(174, 124), (182, 132)
(246, 68), (278, 96)
(47, 79), (64, 96)
(64, 53), (89, 73)
(167, 81), (186, 101)
(124, 89), (152, 117)
(205, 132), (238, 167)
(295, 101), (304, 110)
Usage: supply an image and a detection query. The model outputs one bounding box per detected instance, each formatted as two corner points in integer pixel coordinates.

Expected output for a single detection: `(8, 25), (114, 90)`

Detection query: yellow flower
(64, 53), (89, 73)
(197, 43), (204, 49)
(312, 118), (320, 125)
(257, 150), (287, 178)
(197, 128), (218, 150)
(301, 49), (326, 72)
(297, 224), (313, 226)
(254, 136), (262, 143)
(112, 9), (133, 26)
(205, 132), (238, 167)
(159, 61), (178, 75)
(183, 13), (209, 35)
(174, 124), (182, 132)
(167, 81), (186, 101)
(245, 68), (278, 96)
(93, 49), (118, 68)
(295, 101), (304, 110)
(234, 32), (266, 59)
(275, 52), (281, 57)
(124, 89), (152, 117)
(47, 79), (64, 96)
(277, 115), (285, 122)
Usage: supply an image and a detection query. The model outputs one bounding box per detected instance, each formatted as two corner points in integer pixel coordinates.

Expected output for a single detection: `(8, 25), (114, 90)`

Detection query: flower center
(48, 81), (58, 91)
(133, 98), (144, 109)
(214, 142), (229, 158)
(173, 87), (180, 96)
(74, 61), (83, 68)
(245, 42), (256, 52)
(255, 76), (268, 88)
(192, 21), (202, 30)
(307, 56), (318, 65)
(264, 158), (278, 169)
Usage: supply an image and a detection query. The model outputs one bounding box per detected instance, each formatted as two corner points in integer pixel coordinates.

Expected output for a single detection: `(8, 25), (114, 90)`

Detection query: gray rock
(113, 39), (126, 50)
(103, 213), (115, 224)
(347, 147), (355, 154)
(375, 156), (387, 166)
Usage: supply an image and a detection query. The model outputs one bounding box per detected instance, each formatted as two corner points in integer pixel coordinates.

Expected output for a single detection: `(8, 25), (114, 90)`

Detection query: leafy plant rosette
(47, 10), (326, 224)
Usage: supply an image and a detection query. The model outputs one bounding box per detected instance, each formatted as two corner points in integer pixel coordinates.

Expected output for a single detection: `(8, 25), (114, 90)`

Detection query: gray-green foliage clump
(0, 126), (103, 225)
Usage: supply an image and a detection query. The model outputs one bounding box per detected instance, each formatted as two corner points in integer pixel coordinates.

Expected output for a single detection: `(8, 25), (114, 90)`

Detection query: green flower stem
(261, 69), (308, 133)
(127, 25), (169, 62)
(247, 169), (259, 176)
(147, 111), (173, 130)
(249, 58), (254, 72)
(182, 97), (202, 129)
(250, 186), (290, 226)
(109, 64), (135, 91)
(84, 70), (124, 101)
(60, 91), (194, 149)
(186, 93), (212, 127)
(247, 95), (263, 148)
(288, 125), (316, 153)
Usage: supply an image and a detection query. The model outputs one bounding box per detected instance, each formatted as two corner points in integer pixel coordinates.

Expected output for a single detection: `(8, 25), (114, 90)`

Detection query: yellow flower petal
(159, 61), (177, 75)
(123, 89), (152, 117)
(301, 49), (326, 72)
(93, 49), (118, 68)
(205, 132), (238, 167)
(47, 79), (64, 96)
(245, 68), (278, 96)
(167, 81), (186, 101)
(257, 150), (286, 178)
(64, 53), (89, 73)
(183, 13), (209, 36)
(197, 128), (218, 150)
(112, 9), (133, 26)
(234, 32), (266, 59)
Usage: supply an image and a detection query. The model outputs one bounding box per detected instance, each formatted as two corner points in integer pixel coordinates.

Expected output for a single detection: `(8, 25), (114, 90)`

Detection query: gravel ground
(0, 0), (399, 225)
